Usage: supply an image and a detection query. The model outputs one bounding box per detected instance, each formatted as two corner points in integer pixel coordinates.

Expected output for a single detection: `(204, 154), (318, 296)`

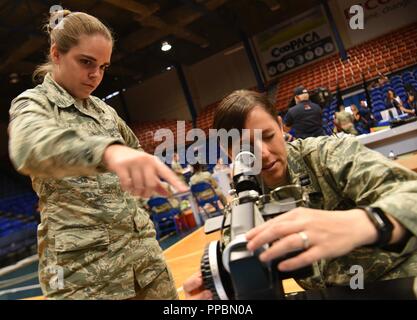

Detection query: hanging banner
(330, 0), (417, 47)
(253, 7), (336, 81)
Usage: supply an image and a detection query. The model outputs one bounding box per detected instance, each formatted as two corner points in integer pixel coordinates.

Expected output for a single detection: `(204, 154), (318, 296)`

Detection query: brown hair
(213, 90), (277, 131)
(33, 10), (114, 83)
(192, 163), (202, 172)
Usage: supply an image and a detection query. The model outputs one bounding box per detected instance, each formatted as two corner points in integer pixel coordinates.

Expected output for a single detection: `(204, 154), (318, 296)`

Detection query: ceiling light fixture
(161, 41), (172, 52)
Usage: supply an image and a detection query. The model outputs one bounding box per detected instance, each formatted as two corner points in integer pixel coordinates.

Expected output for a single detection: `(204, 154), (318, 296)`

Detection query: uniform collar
(264, 143), (314, 183)
(285, 143), (306, 185)
(42, 73), (93, 108)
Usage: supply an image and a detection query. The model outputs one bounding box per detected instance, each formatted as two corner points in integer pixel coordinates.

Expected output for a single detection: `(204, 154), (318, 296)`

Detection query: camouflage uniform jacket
(8, 74), (169, 299)
(225, 136), (417, 289)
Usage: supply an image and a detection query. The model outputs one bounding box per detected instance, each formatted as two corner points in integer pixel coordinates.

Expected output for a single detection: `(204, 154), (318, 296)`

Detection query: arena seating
(274, 23), (417, 111)
(126, 23), (417, 153)
(0, 193), (39, 268)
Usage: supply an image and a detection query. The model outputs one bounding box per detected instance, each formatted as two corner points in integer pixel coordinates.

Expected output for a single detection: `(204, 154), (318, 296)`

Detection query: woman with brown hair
(385, 89), (414, 115)
(183, 89), (417, 299)
(8, 10), (187, 299)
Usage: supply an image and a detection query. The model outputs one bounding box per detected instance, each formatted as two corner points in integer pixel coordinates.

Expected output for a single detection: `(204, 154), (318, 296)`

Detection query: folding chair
(147, 197), (181, 240)
(190, 182), (223, 221)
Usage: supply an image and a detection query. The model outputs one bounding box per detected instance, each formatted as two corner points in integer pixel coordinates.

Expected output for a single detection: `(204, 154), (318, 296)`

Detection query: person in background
(333, 105), (358, 135)
(213, 157), (232, 198)
(351, 104), (370, 134)
(283, 86), (326, 139)
(359, 100), (375, 128)
(367, 73), (389, 91)
(405, 92), (417, 115)
(190, 163), (228, 207)
(213, 157), (228, 172)
(170, 152), (187, 183)
(386, 89), (414, 115)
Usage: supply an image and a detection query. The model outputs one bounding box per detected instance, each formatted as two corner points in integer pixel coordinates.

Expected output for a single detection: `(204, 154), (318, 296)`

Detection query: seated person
(170, 152), (187, 183)
(213, 157), (229, 173)
(190, 163), (228, 206)
(213, 157), (232, 196)
(351, 104), (370, 134)
(333, 105), (358, 135)
(367, 73), (389, 90)
(386, 89), (414, 115)
(405, 92), (417, 115)
(359, 100), (375, 128)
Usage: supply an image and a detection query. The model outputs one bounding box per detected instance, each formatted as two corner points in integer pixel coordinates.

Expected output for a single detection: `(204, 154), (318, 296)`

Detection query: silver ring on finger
(298, 231), (310, 250)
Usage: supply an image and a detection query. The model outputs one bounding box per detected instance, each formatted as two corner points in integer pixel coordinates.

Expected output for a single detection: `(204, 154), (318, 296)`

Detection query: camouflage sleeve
(8, 92), (123, 178)
(116, 118), (142, 151)
(320, 136), (417, 254)
(98, 99), (142, 151)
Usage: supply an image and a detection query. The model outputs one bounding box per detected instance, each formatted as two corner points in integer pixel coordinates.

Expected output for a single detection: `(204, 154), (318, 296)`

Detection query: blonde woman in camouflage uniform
(184, 90), (417, 299)
(8, 10), (188, 300)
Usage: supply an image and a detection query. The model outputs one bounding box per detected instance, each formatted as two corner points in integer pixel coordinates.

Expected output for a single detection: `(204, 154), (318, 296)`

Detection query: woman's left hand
(246, 207), (378, 272)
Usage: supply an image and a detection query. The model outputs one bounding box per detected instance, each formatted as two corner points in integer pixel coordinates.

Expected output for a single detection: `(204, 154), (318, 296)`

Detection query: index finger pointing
(156, 160), (189, 192)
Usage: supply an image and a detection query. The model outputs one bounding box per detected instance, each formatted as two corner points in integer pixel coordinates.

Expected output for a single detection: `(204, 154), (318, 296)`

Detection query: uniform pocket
(135, 239), (167, 288)
(133, 206), (152, 231)
(55, 226), (109, 252)
(54, 226), (110, 288)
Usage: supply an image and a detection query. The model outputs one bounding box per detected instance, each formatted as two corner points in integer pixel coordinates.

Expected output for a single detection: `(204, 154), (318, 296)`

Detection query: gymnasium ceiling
(0, 0), (323, 123)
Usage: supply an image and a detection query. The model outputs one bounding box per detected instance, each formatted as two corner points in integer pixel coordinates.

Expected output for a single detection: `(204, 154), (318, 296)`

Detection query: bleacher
(319, 66), (417, 134)
(274, 22), (417, 111)
(369, 68), (417, 122)
(0, 193), (39, 268)
(123, 23), (417, 155)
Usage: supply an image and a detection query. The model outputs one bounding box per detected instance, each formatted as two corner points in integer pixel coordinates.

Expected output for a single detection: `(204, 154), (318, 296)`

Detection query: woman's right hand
(103, 144), (189, 198)
(183, 272), (213, 300)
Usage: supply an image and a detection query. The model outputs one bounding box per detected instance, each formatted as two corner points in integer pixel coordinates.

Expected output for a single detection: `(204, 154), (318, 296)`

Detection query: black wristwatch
(358, 206), (394, 247)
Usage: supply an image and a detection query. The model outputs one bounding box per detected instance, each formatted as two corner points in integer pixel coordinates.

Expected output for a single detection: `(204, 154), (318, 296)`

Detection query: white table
(356, 121), (417, 157)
